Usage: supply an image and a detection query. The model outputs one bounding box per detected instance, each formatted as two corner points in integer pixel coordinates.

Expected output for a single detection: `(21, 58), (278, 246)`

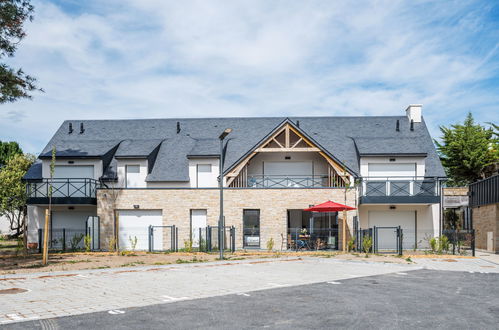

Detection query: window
(196, 164), (213, 187)
(368, 163), (416, 178)
(125, 165), (140, 188)
(243, 209), (260, 248)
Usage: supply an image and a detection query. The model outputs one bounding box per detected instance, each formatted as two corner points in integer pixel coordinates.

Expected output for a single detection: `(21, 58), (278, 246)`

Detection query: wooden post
(42, 209), (50, 265)
(342, 210), (347, 252)
(115, 210), (120, 255)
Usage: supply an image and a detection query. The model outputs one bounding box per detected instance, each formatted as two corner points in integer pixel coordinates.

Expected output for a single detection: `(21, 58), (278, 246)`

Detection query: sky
(0, 0), (498, 154)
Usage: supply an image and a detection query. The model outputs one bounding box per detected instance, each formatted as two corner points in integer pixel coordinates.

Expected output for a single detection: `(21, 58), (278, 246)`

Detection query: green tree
(0, 141), (22, 166)
(435, 113), (498, 186)
(0, 0), (42, 103)
(0, 153), (34, 236)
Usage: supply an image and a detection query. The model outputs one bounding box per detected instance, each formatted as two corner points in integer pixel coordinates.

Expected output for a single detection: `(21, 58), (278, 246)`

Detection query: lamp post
(219, 128), (232, 260)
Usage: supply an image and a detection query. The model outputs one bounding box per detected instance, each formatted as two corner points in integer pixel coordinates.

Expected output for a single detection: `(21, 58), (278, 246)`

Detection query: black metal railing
(27, 178), (101, 199)
(469, 174), (499, 207)
(360, 177), (440, 197)
(247, 175), (329, 188)
(287, 228), (339, 251)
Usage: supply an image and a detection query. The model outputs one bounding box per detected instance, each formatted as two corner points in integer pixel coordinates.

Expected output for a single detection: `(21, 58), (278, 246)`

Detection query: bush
(84, 235), (92, 252)
(129, 236), (138, 251)
(429, 235), (450, 254)
(183, 239), (193, 253)
(266, 238), (274, 252)
(347, 237), (355, 252)
(362, 235), (372, 257)
(70, 233), (84, 251)
(108, 237), (117, 252)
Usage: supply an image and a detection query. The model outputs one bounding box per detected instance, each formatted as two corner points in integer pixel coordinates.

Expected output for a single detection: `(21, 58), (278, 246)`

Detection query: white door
(118, 210), (163, 251)
(125, 165), (141, 188)
(191, 210), (207, 248)
(368, 211), (416, 250)
(196, 164), (213, 187)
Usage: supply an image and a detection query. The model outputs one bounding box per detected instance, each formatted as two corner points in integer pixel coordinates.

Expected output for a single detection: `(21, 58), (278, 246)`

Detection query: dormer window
(125, 165), (141, 188)
(196, 164), (213, 187)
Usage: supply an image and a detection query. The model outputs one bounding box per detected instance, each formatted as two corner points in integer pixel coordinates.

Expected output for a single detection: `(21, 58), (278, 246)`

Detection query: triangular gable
(225, 119), (352, 186)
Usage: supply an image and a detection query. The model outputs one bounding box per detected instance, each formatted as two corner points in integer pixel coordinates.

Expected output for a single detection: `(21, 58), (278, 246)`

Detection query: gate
(374, 226), (402, 255)
(198, 226), (235, 252)
(148, 225), (178, 252)
(86, 216), (100, 251)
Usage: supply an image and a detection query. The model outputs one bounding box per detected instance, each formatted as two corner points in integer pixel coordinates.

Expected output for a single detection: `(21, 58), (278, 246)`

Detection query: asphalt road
(7, 269), (499, 330)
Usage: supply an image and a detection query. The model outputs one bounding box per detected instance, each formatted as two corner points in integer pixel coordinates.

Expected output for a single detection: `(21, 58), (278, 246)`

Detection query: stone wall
(443, 187), (468, 196)
(97, 188), (357, 251)
(473, 203), (499, 253)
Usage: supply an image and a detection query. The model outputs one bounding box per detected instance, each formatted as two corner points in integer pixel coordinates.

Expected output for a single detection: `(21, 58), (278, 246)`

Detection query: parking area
(1, 255), (498, 327)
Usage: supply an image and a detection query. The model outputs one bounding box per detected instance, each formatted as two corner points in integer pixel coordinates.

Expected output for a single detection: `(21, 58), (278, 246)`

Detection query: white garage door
(368, 163), (416, 178)
(118, 210), (163, 251)
(368, 211), (416, 250)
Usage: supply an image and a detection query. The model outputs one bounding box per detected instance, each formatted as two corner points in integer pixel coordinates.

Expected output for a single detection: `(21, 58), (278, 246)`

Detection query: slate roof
(24, 116), (446, 181)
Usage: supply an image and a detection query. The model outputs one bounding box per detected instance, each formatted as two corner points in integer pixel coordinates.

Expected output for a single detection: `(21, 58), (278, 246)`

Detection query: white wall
(0, 215), (13, 236)
(360, 156), (425, 178)
(358, 204), (440, 248)
(246, 152), (328, 177)
(42, 159), (102, 179)
(27, 205), (97, 244)
(188, 158), (219, 188)
(116, 159), (148, 188)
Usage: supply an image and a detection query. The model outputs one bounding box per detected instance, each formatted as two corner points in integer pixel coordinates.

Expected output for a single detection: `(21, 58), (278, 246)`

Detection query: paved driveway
(1, 255), (498, 326)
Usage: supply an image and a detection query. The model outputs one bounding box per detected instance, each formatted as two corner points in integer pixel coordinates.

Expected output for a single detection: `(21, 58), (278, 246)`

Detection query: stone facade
(97, 188), (357, 251)
(472, 203), (499, 253)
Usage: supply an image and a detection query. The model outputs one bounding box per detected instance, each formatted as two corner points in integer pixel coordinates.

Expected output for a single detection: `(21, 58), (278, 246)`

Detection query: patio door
(243, 209), (260, 248)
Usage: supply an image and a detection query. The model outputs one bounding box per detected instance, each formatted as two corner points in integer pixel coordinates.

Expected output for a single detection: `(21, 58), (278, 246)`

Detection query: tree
(0, 0), (41, 103)
(435, 113), (498, 186)
(0, 140), (22, 167)
(0, 153), (34, 236)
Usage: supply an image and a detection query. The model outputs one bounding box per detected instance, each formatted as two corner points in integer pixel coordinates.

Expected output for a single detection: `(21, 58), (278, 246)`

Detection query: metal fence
(469, 175), (499, 207)
(38, 228), (87, 252)
(148, 225), (178, 252)
(195, 226), (235, 252)
(441, 229), (475, 256)
(288, 228), (339, 251)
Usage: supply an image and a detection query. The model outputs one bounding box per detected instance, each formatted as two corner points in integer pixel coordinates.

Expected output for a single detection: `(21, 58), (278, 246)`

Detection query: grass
(176, 257), (207, 264)
(93, 266), (111, 269)
(65, 259), (92, 264)
(120, 261), (146, 267)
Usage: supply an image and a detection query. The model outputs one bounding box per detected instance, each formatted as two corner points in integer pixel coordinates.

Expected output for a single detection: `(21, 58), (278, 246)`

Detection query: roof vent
(396, 120), (400, 132)
(410, 119), (414, 131)
(69, 123), (73, 134)
(80, 123), (85, 134)
(176, 121), (181, 134)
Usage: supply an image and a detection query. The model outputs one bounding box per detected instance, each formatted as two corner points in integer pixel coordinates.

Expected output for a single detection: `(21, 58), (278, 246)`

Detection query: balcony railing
(247, 175), (329, 188)
(27, 178), (101, 203)
(360, 177), (440, 197)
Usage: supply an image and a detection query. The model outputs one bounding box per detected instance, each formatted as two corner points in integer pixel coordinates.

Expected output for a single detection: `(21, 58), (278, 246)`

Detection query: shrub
(362, 235), (372, 257)
(108, 237), (117, 252)
(347, 237), (355, 252)
(183, 239), (193, 253)
(129, 236), (138, 251)
(70, 233), (84, 251)
(266, 238), (274, 252)
(84, 235), (92, 252)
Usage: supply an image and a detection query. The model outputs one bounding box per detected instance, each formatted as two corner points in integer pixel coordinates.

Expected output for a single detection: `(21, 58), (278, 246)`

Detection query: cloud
(1, 0), (498, 153)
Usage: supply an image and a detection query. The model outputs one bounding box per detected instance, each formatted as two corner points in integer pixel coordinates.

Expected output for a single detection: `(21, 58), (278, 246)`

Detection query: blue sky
(1, 0), (498, 154)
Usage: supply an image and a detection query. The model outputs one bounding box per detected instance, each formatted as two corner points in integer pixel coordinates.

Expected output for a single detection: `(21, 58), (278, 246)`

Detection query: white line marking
(237, 293), (251, 297)
(267, 283), (285, 287)
(161, 295), (188, 301)
(327, 281), (341, 285)
(469, 271), (474, 273)
(396, 272), (408, 275)
(6, 314), (24, 321)
(76, 274), (88, 278)
(108, 310), (125, 315)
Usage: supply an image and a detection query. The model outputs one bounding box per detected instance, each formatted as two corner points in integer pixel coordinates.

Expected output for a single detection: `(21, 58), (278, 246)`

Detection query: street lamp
(219, 128), (232, 260)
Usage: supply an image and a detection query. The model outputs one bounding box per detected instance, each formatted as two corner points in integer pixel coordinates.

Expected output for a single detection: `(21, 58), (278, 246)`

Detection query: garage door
(118, 210), (163, 251)
(368, 211), (416, 250)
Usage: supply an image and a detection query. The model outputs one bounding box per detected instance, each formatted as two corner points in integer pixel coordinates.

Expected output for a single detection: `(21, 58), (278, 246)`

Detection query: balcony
(359, 177), (441, 204)
(27, 178), (101, 205)
(247, 175), (331, 188)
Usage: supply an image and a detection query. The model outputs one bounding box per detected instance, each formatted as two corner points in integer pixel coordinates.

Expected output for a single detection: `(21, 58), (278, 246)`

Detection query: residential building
(24, 105), (445, 251)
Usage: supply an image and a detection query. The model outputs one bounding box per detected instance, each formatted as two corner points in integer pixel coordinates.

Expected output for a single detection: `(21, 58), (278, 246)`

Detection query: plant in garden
(266, 237), (274, 251)
(362, 235), (372, 257)
(347, 237), (355, 252)
(70, 233), (84, 251)
(108, 237), (116, 252)
(129, 236), (138, 251)
(183, 239), (193, 253)
(84, 235), (92, 252)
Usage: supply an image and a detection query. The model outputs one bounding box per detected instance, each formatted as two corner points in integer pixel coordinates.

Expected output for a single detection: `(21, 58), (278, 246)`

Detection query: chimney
(405, 104), (422, 123)
(396, 120), (400, 132)
(69, 123), (73, 134)
(80, 123), (85, 134)
(176, 121), (181, 134)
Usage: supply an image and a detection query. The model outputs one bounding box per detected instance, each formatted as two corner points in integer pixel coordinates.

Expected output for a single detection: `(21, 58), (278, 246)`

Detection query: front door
(191, 210), (207, 248)
(243, 209), (260, 248)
